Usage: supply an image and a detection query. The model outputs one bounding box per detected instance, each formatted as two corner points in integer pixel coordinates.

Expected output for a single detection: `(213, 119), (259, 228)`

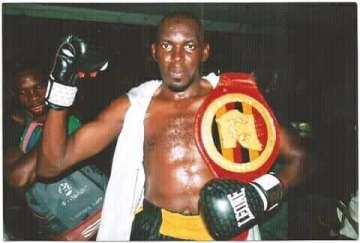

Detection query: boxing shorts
(130, 200), (213, 240)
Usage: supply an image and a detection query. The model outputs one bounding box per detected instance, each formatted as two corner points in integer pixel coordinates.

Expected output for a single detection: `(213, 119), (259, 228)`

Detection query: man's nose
(171, 46), (184, 62)
(27, 89), (41, 100)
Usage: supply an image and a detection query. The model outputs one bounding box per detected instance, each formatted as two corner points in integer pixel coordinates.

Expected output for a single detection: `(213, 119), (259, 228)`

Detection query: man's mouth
(31, 104), (45, 112)
(170, 70), (184, 79)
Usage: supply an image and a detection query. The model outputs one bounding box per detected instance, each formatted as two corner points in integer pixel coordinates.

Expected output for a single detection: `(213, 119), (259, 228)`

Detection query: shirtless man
(38, 12), (312, 240)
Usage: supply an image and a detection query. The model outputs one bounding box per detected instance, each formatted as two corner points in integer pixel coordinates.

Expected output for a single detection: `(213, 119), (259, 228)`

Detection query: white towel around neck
(97, 74), (222, 241)
(96, 80), (161, 241)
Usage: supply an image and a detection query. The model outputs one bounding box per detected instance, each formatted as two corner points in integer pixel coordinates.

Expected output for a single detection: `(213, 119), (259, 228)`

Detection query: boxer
(38, 12), (313, 240)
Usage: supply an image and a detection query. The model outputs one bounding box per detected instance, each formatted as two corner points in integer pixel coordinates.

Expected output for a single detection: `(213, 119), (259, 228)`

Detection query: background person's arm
(4, 147), (37, 190)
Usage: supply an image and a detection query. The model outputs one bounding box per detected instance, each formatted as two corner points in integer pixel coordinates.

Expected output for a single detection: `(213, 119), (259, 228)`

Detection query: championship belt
(195, 72), (280, 182)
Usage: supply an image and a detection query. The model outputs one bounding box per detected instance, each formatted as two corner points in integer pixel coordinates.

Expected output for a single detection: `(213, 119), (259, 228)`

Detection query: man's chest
(144, 108), (196, 149)
(143, 98), (204, 147)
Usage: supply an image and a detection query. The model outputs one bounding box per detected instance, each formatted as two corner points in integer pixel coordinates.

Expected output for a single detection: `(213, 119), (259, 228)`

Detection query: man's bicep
(66, 96), (130, 163)
(279, 127), (308, 158)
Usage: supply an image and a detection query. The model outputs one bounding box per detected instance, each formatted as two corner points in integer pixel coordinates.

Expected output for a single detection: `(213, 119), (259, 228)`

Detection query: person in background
(4, 67), (108, 240)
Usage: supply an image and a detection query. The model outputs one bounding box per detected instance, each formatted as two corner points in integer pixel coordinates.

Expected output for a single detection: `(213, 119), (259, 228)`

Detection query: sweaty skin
(144, 80), (215, 214)
(144, 17), (213, 214)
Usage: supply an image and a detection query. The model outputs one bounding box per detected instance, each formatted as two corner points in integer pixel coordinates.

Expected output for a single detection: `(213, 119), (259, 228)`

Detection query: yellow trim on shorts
(135, 206), (143, 214)
(159, 209), (213, 240)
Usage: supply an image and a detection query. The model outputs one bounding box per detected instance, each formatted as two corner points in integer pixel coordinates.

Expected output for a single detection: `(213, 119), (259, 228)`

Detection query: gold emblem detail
(201, 93), (276, 173)
(216, 110), (263, 151)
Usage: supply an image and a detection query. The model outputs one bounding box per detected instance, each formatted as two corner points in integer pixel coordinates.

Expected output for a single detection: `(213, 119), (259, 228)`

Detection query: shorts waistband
(140, 200), (213, 240)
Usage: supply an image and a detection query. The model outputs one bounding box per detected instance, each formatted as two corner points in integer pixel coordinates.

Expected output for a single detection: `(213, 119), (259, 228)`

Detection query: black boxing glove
(199, 174), (283, 240)
(45, 35), (109, 110)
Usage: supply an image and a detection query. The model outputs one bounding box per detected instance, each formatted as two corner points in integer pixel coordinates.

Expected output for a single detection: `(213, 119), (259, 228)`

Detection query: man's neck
(25, 110), (47, 123)
(159, 78), (212, 101)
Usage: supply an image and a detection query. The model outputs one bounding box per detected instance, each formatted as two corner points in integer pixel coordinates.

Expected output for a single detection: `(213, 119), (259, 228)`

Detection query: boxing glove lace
(45, 35), (109, 110)
(199, 174), (283, 240)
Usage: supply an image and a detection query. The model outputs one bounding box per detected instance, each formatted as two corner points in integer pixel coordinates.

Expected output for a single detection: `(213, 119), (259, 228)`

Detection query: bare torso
(143, 79), (215, 215)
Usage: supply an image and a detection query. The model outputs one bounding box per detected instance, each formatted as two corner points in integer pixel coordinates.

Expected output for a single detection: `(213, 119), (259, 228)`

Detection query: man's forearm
(5, 147), (37, 190)
(38, 109), (69, 177)
(275, 128), (314, 192)
(38, 35), (109, 177)
(276, 152), (312, 192)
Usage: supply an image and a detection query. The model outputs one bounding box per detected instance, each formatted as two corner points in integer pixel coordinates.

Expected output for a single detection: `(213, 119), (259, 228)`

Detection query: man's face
(152, 17), (209, 92)
(15, 71), (46, 118)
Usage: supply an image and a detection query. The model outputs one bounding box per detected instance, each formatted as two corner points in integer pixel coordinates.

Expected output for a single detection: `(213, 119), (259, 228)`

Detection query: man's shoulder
(105, 95), (131, 113)
(125, 80), (162, 111)
(96, 80), (161, 123)
(127, 80), (162, 99)
(202, 72), (219, 88)
(4, 119), (24, 149)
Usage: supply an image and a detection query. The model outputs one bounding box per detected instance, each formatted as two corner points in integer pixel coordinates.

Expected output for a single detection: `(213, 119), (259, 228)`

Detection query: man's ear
(151, 43), (158, 62)
(201, 43), (210, 62)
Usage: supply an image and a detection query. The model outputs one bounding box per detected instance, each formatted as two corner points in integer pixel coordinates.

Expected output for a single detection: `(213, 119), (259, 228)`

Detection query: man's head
(13, 68), (47, 118)
(151, 12), (210, 92)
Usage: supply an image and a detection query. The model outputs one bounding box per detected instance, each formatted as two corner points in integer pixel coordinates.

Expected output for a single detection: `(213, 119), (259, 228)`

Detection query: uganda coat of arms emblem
(195, 72), (281, 182)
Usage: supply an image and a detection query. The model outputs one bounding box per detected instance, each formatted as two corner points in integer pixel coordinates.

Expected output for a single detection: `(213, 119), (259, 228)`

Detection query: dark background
(2, 2), (358, 239)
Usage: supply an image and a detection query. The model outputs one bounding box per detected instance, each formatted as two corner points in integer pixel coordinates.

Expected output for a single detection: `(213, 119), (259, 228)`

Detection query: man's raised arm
(37, 35), (128, 177)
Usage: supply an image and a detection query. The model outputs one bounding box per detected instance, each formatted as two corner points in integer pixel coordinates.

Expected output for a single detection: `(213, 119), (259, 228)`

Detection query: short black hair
(156, 11), (205, 43)
(13, 67), (46, 92)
